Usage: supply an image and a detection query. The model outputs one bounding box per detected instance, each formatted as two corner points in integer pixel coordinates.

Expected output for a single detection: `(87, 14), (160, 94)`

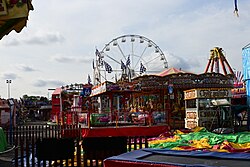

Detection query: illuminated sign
(184, 88), (231, 100)
(198, 89), (230, 98)
(90, 82), (107, 96)
(184, 89), (196, 100)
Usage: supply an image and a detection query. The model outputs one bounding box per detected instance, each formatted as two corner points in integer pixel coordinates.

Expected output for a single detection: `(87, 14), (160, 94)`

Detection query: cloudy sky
(0, 0), (250, 99)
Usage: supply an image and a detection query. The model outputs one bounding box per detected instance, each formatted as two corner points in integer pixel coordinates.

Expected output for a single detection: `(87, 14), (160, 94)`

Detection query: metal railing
(3, 124), (150, 167)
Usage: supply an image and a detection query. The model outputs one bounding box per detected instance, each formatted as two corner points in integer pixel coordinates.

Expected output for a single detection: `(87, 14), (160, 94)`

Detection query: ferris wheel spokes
(94, 34), (168, 84)
(116, 43), (127, 60)
(134, 45), (149, 70)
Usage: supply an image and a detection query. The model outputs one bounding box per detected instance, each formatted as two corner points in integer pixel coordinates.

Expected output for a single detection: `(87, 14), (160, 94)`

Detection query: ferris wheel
(93, 34), (168, 84)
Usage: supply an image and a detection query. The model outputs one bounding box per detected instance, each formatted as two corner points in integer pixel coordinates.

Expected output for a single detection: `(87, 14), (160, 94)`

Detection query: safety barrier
(3, 124), (150, 167)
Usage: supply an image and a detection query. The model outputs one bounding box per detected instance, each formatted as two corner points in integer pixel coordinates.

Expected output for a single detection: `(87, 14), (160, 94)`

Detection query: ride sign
(81, 86), (92, 97)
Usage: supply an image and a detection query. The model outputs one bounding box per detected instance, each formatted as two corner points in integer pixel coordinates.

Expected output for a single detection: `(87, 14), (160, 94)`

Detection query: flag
(104, 61), (113, 73)
(92, 59), (95, 69)
(95, 49), (101, 57)
(121, 60), (126, 70)
(140, 62), (146, 74)
(126, 55), (130, 66)
(87, 74), (92, 84)
(96, 48), (103, 66)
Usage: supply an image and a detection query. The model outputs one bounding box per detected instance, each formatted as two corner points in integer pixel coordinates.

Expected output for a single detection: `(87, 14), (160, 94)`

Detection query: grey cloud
(1, 32), (65, 46)
(51, 55), (92, 64)
(33, 79), (65, 88)
(1, 38), (20, 46)
(25, 32), (65, 45)
(1, 72), (19, 80)
(33, 80), (47, 87)
(16, 64), (37, 72)
(166, 53), (200, 71)
(51, 56), (76, 63)
(78, 57), (93, 63)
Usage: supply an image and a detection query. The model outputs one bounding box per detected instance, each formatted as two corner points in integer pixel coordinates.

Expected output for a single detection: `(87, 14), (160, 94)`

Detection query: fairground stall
(231, 71), (248, 129)
(79, 80), (170, 167)
(231, 70), (246, 104)
(184, 88), (232, 131)
(133, 72), (234, 129)
(79, 71), (234, 132)
(51, 84), (91, 125)
(51, 72), (234, 131)
(82, 79), (170, 136)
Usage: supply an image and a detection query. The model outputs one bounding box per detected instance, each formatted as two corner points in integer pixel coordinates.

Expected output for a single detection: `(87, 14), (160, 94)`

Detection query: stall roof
(157, 67), (186, 76)
(52, 88), (62, 95)
(0, 0), (33, 40)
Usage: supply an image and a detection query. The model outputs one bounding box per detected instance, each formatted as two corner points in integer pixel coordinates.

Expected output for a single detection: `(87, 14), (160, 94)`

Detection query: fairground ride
(204, 47), (235, 78)
(93, 34), (168, 85)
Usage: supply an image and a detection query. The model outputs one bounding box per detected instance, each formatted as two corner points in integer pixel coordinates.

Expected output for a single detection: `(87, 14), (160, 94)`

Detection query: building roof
(0, 99), (9, 109)
(52, 88), (62, 95)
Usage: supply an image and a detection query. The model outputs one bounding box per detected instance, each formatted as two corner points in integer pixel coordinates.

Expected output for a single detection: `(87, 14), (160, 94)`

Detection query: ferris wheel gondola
(93, 35), (168, 85)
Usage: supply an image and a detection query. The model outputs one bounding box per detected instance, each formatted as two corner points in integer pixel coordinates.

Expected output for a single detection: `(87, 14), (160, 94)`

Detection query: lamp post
(6, 79), (12, 144)
(6, 79), (11, 99)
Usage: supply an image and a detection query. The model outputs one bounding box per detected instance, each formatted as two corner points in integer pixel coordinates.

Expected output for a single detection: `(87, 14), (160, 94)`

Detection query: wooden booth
(184, 88), (232, 130)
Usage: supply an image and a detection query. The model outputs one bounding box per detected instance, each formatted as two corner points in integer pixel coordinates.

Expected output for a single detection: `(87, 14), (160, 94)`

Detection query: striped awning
(157, 67), (186, 77)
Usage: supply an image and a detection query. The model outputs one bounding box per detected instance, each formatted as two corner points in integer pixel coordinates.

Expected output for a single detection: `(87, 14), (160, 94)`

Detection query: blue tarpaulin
(242, 44), (250, 130)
